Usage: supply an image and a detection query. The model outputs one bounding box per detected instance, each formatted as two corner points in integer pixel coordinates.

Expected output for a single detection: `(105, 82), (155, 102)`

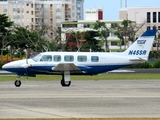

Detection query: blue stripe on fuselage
(83, 64), (130, 74)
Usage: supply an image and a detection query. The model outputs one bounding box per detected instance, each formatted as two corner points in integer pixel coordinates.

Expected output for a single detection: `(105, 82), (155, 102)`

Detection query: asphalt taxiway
(0, 80), (160, 118)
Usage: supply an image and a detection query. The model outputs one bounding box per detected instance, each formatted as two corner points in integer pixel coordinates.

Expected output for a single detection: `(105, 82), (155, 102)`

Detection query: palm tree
(93, 20), (110, 52)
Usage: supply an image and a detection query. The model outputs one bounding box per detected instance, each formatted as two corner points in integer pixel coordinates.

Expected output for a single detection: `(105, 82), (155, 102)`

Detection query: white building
(61, 20), (129, 51)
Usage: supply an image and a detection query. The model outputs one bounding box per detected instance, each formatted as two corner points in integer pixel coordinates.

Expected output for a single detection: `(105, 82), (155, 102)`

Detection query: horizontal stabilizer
(129, 58), (147, 62)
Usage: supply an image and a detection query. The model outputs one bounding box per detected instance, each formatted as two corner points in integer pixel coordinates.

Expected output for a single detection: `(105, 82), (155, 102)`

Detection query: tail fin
(122, 30), (157, 59)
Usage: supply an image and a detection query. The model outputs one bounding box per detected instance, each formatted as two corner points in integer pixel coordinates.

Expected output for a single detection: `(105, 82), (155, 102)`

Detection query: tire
(14, 80), (21, 87)
(65, 81), (71, 86)
(61, 79), (71, 87)
(61, 79), (65, 87)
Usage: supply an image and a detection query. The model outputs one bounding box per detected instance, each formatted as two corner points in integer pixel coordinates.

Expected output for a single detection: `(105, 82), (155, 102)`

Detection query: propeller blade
(26, 47), (28, 80)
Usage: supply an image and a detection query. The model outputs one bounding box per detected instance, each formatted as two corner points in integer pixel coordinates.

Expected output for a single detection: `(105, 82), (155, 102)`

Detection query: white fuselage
(2, 52), (144, 76)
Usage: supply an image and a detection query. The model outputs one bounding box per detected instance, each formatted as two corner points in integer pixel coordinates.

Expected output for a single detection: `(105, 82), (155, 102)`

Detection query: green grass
(1, 73), (160, 81)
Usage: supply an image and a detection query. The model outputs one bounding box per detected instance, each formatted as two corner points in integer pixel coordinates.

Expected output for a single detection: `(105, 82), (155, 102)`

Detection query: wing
(53, 63), (84, 74)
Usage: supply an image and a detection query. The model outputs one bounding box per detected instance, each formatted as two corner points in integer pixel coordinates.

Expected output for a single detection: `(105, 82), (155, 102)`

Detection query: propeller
(20, 49), (29, 80)
(26, 48), (28, 81)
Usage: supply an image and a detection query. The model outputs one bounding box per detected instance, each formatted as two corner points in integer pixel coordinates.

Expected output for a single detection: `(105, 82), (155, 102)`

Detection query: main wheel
(14, 80), (21, 87)
(61, 79), (71, 87)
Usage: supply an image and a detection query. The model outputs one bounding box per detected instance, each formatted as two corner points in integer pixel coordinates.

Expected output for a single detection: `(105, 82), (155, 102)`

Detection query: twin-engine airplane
(2, 30), (157, 87)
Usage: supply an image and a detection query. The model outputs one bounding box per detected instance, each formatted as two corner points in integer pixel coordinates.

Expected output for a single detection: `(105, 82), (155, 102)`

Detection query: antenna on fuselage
(43, 46), (48, 52)
(77, 44), (82, 52)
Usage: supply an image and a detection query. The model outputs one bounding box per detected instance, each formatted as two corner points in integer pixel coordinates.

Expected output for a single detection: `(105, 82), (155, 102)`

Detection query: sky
(84, 0), (160, 20)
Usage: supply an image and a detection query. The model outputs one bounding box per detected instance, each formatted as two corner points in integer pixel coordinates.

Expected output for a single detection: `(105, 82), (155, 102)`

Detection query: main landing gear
(14, 76), (21, 87)
(60, 71), (71, 87)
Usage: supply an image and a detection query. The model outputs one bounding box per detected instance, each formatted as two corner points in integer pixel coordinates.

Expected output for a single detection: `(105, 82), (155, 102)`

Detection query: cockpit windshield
(32, 53), (41, 62)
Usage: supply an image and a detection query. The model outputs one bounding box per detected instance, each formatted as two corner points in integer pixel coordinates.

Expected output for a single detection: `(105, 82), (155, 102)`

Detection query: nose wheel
(14, 76), (21, 87)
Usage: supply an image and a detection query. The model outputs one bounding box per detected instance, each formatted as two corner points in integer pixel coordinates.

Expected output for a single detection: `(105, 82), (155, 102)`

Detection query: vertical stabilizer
(122, 30), (157, 59)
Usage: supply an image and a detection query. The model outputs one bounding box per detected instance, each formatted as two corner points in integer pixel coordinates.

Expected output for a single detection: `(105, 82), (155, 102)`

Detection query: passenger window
(91, 56), (99, 62)
(54, 55), (61, 62)
(40, 55), (52, 62)
(64, 55), (74, 62)
(77, 55), (87, 62)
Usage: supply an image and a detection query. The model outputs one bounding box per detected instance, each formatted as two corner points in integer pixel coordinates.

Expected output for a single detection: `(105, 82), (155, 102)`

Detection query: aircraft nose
(2, 62), (17, 71)
(2, 63), (9, 70)
(2, 61), (20, 72)
(2, 64), (6, 69)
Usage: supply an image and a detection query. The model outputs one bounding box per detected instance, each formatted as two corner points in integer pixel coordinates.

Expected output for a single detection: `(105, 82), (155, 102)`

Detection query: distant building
(119, 7), (160, 34)
(119, 7), (160, 50)
(85, 7), (103, 21)
(61, 20), (127, 51)
(76, 0), (84, 20)
(0, 0), (77, 39)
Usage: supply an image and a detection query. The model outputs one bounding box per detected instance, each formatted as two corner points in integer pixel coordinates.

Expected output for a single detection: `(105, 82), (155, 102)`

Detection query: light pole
(125, 0), (127, 8)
